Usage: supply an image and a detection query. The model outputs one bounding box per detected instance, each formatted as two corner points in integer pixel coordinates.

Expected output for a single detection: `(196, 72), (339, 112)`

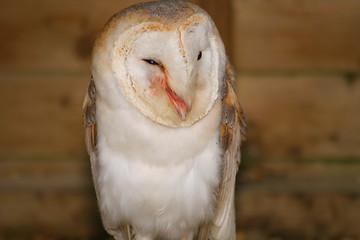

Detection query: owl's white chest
(94, 97), (222, 238)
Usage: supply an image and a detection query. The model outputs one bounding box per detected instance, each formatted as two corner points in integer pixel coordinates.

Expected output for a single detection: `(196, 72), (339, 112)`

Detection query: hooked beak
(154, 65), (192, 120)
(164, 84), (191, 119)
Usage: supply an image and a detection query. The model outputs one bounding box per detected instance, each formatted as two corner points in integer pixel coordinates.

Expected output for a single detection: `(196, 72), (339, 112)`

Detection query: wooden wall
(1, 0), (359, 158)
(1, 0), (360, 239)
(233, 0), (360, 159)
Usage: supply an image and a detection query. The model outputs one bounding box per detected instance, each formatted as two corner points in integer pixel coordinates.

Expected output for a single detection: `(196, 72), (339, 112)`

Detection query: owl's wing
(199, 64), (247, 240)
(83, 76), (97, 155)
(83, 76), (133, 240)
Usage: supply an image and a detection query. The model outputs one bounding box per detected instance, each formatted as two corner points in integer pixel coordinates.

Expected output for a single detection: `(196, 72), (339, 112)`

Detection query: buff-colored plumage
(83, 1), (246, 239)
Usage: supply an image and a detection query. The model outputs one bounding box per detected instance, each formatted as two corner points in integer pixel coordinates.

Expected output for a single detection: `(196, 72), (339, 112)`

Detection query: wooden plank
(0, 0), (204, 74)
(0, 0), (153, 73)
(235, 75), (360, 157)
(232, 0), (360, 71)
(0, 75), (88, 155)
(236, 162), (360, 239)
(236, 191), (360, 239)
(0, 156), (102, 239)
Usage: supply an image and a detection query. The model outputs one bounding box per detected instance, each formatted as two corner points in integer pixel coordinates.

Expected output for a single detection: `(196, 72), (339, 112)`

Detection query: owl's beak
(165, 85), (191, 119)
(156, 66), (191, 119)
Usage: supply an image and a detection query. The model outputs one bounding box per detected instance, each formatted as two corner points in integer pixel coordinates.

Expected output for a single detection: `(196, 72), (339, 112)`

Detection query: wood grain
(236, 75), (360, 157)
(0, 75), (88, 155)
(232, 0), (360, 71)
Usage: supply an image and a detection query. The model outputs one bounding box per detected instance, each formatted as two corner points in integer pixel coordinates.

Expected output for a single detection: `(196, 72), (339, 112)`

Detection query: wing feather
(83, 76), (97, 154)
(199, 63), (247, 240)
(83, 76), (133, 240)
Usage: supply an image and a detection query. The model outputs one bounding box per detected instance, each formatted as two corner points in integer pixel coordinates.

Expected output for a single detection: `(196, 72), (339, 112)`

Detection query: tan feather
(199, 63), (247, 240)
(197, 221), (212, 240)
(83, 76), (97, 153)
(119, 224), (133, 240)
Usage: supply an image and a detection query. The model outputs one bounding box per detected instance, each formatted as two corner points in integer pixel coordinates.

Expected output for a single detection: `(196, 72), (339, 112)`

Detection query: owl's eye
(197, 51), (202, 61)
(143, 59), (159, 65)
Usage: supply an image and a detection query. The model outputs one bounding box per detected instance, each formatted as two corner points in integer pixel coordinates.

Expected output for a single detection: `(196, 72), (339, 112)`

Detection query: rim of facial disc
(111, 22), (220, 128)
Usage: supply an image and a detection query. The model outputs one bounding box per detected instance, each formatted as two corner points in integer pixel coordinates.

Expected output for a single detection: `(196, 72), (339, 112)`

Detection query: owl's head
(92, 0), (226, 127)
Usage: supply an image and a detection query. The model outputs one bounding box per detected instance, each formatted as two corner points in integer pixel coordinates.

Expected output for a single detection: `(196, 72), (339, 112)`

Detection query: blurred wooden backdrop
(0, 0), (360, 239)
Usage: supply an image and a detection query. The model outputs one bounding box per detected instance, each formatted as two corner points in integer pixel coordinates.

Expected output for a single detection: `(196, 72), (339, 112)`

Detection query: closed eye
(143, 59), (159, 65)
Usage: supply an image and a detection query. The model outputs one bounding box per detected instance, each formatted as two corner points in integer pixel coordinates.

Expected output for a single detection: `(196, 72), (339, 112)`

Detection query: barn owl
(83, 0), (246, 239)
